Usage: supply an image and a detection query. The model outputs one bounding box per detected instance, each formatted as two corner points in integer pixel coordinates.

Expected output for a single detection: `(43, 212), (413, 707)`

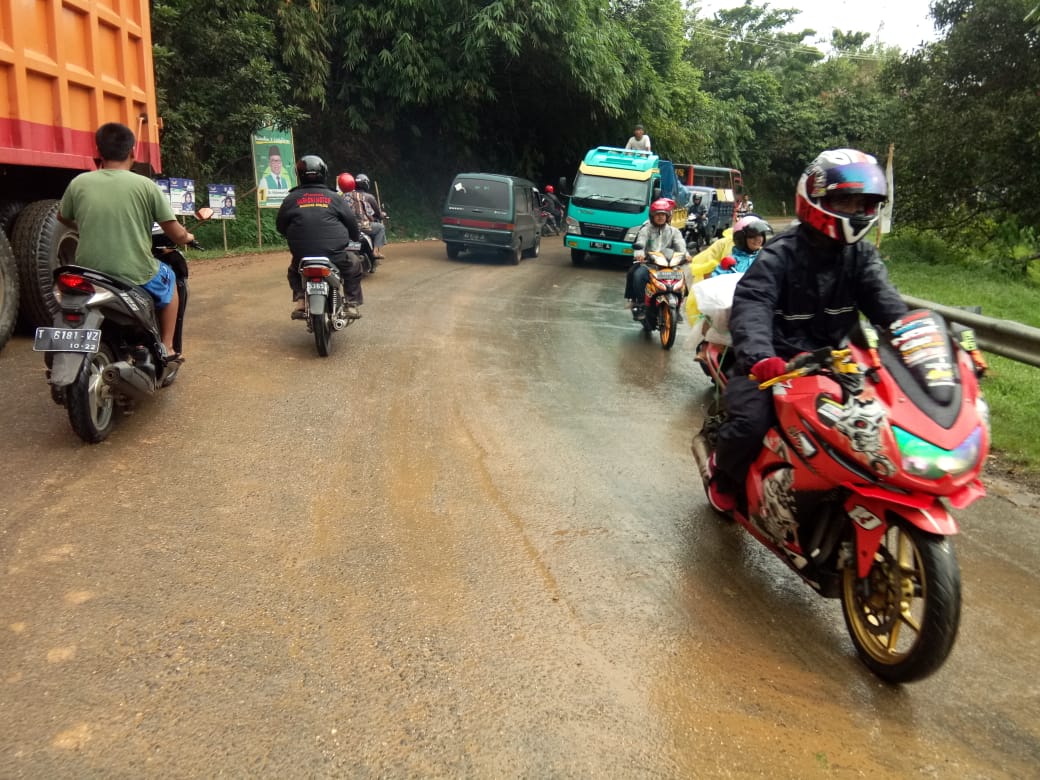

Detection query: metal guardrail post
(902, 295), (1040, 369)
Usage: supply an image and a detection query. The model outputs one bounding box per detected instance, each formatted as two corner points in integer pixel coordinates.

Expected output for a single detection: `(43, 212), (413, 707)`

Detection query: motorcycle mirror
(194, 206), (215, 222)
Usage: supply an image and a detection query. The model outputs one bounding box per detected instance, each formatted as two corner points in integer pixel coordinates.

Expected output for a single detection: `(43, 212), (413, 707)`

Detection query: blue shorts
(141, 262), (176, 308)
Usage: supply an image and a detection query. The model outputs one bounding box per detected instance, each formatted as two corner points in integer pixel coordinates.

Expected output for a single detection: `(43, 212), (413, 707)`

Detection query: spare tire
(12, 200), (78, 328)
(0, 231), (18, 352)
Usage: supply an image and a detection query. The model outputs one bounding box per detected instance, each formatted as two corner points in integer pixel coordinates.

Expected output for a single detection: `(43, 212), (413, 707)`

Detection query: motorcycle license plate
(589, 241), (611, 249)
(32, 327), (101, 353)
(655, 270), (682, 281)
(306, 282), (327, 293)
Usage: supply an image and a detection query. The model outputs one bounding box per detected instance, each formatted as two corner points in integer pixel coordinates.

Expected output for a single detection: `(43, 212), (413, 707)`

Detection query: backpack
(347, 191), (371, 231)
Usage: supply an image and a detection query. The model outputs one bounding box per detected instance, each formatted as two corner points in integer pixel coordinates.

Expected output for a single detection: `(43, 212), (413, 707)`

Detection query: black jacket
(276, 184), (360, 259)
(731, 224), (909, 372)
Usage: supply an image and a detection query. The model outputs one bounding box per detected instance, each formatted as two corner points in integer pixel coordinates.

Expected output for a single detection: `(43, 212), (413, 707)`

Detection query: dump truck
(0, 0), (162, 350)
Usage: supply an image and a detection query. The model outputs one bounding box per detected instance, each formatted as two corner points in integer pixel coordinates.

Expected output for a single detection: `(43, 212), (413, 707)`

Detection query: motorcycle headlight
(893, 425), (984, 480)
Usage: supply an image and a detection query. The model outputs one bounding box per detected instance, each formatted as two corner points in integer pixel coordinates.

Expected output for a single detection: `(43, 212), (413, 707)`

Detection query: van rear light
(56, 273), (95, 294)
(303, 266), (331, 279)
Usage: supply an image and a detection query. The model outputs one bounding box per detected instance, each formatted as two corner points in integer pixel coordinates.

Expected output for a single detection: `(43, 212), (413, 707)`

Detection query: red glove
(720, 255), (737, 270)
(750, 356), (788, 382)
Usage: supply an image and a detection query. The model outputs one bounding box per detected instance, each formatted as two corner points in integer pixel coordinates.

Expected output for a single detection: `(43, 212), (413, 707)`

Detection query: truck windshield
(570, 174), (649, 214)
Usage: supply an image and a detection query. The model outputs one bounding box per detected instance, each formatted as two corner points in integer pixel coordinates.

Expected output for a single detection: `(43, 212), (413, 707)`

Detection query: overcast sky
(695, 0), (942, 52)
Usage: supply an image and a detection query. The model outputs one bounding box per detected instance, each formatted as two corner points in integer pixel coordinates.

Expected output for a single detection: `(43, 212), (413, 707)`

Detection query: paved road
(1, 239), (1038, 777)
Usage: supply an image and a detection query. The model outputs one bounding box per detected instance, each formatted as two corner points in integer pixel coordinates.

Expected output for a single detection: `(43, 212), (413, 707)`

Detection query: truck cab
(561, 146), (678, 266)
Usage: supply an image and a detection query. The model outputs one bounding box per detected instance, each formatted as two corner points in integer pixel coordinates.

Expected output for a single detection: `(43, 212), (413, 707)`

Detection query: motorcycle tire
(660, 305), (678, 350)
(66, 342), (117, 443)
(841, 520), (961, 683)
(312, 309), (332, 357)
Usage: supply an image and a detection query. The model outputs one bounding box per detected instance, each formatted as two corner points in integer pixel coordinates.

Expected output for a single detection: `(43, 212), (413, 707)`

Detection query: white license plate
(655, 271), (682, 281)
(589, 241), (611, 249)
(306, 282), (327, 293)
(33, 327), (101, 353)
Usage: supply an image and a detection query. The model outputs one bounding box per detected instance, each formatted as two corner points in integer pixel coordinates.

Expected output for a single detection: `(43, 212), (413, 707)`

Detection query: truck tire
(0, 200), (26, 237)
(0, 232), (18, 352)
(12, 200), (78, 328)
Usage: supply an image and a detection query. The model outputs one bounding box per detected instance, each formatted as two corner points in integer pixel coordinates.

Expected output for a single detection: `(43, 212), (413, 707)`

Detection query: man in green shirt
(58, 122), (194, 357)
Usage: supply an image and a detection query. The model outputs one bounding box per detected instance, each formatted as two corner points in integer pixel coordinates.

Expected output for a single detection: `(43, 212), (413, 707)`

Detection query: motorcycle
(684, 209), (710, 253)
(691, 310), (990, 682)
(296, 252), (358, 357)
(35, 211), (212, 443)
(637, 248), (690, 350)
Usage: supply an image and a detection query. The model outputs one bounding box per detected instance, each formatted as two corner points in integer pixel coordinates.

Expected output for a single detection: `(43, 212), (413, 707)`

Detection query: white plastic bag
(692, 272), (744, 345)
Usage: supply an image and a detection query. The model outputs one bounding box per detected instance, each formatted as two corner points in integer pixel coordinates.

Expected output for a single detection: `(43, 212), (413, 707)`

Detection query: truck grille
(580, 223), (628, 241)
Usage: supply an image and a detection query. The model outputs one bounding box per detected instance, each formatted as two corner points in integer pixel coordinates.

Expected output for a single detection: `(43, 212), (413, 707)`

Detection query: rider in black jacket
(706, 148), (909, 514)
(277, 155), (364, 319)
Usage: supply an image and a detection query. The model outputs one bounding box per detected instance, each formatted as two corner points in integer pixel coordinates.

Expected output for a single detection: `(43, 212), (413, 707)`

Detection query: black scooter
(34, 212), (210, 443)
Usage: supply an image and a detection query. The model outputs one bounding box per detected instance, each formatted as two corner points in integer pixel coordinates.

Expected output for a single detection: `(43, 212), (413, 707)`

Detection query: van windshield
(447, 180), (509, 211)
(570, 173), (649, 214)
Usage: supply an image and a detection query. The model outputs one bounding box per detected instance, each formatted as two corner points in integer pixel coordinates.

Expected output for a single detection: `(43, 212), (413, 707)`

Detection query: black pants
(288, 251), (364, 305)
(714, 373), (777, 490)
(625, 263), (650, 301)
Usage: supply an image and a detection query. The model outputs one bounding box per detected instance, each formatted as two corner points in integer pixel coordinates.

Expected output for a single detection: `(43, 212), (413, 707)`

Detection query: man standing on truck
(58, 122), (194, 359)
(625, 124), (652, 152)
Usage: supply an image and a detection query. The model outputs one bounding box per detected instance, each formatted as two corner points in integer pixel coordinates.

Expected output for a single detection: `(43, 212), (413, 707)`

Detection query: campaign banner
(169, 177), (196, 216)
(209, 184), (237, 220)
(252, 126), (296, 208)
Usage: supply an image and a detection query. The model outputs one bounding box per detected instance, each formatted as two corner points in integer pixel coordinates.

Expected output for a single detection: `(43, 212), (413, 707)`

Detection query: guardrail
(903, 295), (1040, 369)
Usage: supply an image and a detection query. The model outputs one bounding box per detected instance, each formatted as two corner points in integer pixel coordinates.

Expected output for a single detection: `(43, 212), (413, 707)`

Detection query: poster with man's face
(252, 126), (296, 209)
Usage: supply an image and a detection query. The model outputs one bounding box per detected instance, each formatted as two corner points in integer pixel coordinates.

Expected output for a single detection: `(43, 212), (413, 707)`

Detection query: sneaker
(705, 453), (737, 513)
(632, 306), (645, 322)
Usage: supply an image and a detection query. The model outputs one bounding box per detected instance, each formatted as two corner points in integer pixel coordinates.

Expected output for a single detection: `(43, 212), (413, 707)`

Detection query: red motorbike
(692, 310), (990, 682)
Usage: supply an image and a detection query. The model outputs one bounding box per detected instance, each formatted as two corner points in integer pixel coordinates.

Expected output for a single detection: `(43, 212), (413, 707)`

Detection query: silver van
(441, 173), (543, 264)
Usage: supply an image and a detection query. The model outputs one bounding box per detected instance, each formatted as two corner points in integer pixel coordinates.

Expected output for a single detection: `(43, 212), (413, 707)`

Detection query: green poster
(252, 126), (296, 209)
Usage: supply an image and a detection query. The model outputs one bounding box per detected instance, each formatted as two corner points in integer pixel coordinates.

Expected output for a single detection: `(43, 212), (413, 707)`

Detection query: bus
(673, 164), (744, 194)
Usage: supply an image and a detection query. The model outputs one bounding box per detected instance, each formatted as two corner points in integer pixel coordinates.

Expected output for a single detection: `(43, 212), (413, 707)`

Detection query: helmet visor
(822, 161), (887, 198)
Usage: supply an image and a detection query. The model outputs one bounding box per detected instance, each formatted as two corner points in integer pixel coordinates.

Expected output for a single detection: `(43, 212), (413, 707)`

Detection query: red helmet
(545, 184), (555, 193)
(650, 198), (674, 217)
(795, 149), (887, 244)
(337, 172), (356, 193)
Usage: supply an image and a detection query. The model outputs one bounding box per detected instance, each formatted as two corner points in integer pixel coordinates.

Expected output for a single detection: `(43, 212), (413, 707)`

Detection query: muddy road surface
(1, 239), (1038, 777)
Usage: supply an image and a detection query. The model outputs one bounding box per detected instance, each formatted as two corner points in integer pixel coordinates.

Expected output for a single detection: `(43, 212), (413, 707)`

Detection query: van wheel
(523, 235), (541, 259)
(505, 241), (521, 265)
(570, 249), (586, 266)
(445, 242), (462, 259)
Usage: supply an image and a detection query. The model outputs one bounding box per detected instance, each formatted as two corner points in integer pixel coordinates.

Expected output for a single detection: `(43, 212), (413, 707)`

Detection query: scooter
(691, 311), (990, 683)
(35, 212), (211, 443)
(297, 254), (358, 357)
(637, 248), (690, 350)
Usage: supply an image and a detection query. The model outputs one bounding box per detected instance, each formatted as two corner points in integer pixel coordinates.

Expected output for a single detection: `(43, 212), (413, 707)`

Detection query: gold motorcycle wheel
(840, 520), (961, 683)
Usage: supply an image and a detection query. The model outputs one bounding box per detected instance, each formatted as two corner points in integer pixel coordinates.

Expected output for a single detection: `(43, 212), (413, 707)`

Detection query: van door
(515, 185), (536, 246)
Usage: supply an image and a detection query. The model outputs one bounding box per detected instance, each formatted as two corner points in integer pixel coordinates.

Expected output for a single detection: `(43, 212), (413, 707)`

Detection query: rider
(710, 216), (772, 276)
(705, 148), (909, 513)
(542, 185), (566, 227)
(57, 122), (194, 358)
(277, 156), (364, 320)
(337, 172), (383, 269)
(625, 198), (687, 321)
(354, 173), (388, 260)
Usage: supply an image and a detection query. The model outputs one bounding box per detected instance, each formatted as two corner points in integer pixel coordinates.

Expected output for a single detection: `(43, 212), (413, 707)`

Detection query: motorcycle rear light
(303, 266), (331, 279)
(63, 313), (84, 325)
(56, 273), (95, 294)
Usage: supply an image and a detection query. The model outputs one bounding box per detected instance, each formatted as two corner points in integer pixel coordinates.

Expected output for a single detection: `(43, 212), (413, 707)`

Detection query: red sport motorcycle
(692, 310), (990, 683)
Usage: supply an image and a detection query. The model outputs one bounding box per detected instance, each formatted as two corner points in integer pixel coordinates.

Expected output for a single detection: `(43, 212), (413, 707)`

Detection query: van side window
(515, 186), (530, 215)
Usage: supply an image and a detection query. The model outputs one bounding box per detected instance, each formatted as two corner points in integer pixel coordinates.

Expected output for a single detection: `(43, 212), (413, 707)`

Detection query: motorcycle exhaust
(333, 318), (347, 331)
(102, 361), (155, 401)
(690, 431), (712, 483)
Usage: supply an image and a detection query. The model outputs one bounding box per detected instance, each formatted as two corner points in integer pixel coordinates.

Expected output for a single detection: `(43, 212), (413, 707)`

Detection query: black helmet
(296, 155), (327, 185)
(732, 216), (773, 251)
(355, 173), (371, 192)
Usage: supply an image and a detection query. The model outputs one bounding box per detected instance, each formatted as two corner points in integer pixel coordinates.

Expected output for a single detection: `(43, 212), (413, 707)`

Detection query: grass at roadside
(880, 233), (1040, 481)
